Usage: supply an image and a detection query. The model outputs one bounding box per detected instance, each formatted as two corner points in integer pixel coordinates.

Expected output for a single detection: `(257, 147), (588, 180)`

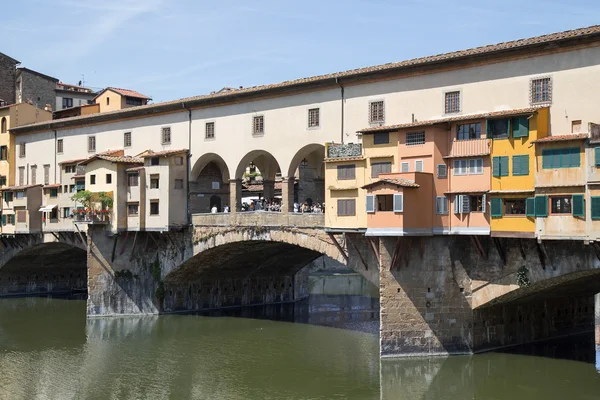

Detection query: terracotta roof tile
(531, 133), (588, 143)
(362, 178), (419, 189)
(11, 25), (600, 134)
(93, 87), (151, 101)
(324, 156), (365, 163)
(126, 166), (145, 172)
(1, 184), (43, 191)
(140, 149), (188, 158)
(79, 154), (143, 165)
(43, 184), (62, 189)
(58, 158), (87, 165)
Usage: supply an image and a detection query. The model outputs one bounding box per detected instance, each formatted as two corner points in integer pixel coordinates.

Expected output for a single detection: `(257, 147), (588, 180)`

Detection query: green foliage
(151, 257), (161, 282)
(516, 266), (531, 288)
(71, 190), (92, 208)
(97, 191), (113, 209)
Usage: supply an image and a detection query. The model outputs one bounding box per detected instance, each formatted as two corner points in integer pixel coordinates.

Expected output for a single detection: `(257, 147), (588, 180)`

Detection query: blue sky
(2, 0), (599, 103)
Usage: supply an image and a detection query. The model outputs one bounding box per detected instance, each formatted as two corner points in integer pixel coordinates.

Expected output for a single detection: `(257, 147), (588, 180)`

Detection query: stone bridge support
(596, 293), (600, 371)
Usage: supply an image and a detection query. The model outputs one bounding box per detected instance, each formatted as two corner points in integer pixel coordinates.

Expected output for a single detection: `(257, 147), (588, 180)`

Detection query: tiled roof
(58, 158), (86, 165)
(1, 184), (43, 191)
(126, 166), (145, 172)
(72, 174), (85, 179)
(140, 149), (188, 158)
(531, 133), (589, 143)
(94, 87), (151, 100)
(487, 189), (535, 194)
(79, 154), (143, 165)
(445, 189), (489, 194)
(362, 178), (419, 189)
(358, 107), (540, 134)
(43, 184), (62, 189)
(10, 25), (600, 134)
(324, 156), (365, 163)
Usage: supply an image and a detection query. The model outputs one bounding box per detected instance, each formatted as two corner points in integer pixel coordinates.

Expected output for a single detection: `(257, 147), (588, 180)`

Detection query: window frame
(373, 132), (389, 145)
(550, 196), (572, 215)
(487, 118), (510, 140)
(150, 157), (159, 166)
(504, 198), (527, 216)
(436, 196), (448, 215)
(415, 159), (424, 172)
(87, 136), (96, 153)
(308, 108), (320, 129)
(456, 123), (481, 141)
(437, 164), (447, 178)
(205, 121), (215, 139)
(406, 131), (425, 146)
(337, 199), (356, 216)
(124, 131), (132, 147)
(90, 174), (96, 185)
(444, 90), (461, 114)
(19, 142), (25, 157)
(400, 162), (410, 173)
(371, 161), (392, 178)
(106, 173), (112, 184)
(252, 115), (264, 135)
(161, 126), (171, 144)
(376, 194), (394, 212)
(149, 200), (160, 216)
(127, 173), (139, 187)
(57, 138), (63, 154)
(530, 76), (552, 105)
(336, 164), (355, 180)
(150, 174), (160, 189)
(127, 202), (139, 216)
(368, 100), (385, 124)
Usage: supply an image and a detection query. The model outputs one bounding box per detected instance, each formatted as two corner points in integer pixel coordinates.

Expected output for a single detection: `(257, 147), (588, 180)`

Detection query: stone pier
(596, 293), (600, 372)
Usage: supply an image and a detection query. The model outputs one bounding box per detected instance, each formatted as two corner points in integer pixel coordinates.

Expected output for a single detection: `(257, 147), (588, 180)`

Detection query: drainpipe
(336, 78), (345, 144)
(182, 102), (192, 225)
(53, 130), (57, 183)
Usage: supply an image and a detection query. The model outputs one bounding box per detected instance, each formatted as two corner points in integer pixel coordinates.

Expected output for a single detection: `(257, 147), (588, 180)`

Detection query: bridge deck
(192, 212), (324, 228)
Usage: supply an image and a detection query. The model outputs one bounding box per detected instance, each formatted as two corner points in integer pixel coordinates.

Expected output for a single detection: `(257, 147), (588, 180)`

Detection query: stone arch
(286, 143), (325, 178)
(286, 143), (325, 206)
(235, 150), (283, 181)
(191, 153), (230, 182)
(190, 153), (231, 214)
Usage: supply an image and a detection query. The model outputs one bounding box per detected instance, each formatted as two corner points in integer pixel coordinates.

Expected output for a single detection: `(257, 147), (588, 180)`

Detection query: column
(229, 179), (242, 213)
(263, 180), (275, 200)
(281, 177), (295, 213)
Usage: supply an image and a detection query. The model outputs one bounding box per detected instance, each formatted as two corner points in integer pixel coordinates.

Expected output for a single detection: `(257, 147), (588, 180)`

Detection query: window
(0, 176), (5, 186)
(487, 119), (509, 139)
(65, 165), (75, 173)
(30, 165), (36, 185)
(504, 199), (526, 215)
(205, 122), (215, 139)
(406, 132), (425, 146)
(63, 207), (71, 218)
(19, 142), (25, 157)
(550, 196), (572, 214)
(470, 195), (485, 212)
(337, 199), (356, 216)
(369, 100), (384, 124)
(253, 116), (264, 135)
(150, 174), (159, 189)
(16, 191), (24, 199)
(454, 159), (483, 175)
(415, 160), (424, 172)
(128, 173), (139, 187)
(62, 98), (73, 108)
(90, 174), (96, 185)
(76, 180), (85, 192)
(468, 159), (483, 174)
(492, 156), (509, 177)
(124, 132), (132, 147)
(337, 165), (355, 180)
(88, 136), (96, 152)
(591, 197), (600, 220)
(371, 161), (392, 178)
(125, 97), (143, 106)
(150, 157), (159, 166)
(366, 195), (375, 213)
(106, 174), (112, 184)
(150, 200), (159, 215)
(454, 194), (471, 214)
(573, 194), (584, 217)
(211, 182), (220, 190)
(43, 165), (50, 185)
(69, 185), (75, 193)
(18, 167), (24, 186)
(456, 123), (481, 140)
(401, 162), (410, 173)
(373, 132), (389, 145)
(161, 127), (171, 144)
(308, 108), (319, 128)
(175, 156), (184, 166)
(511, 117), (529, 138)
(0, 117), (6, 133)
(106, 97), (110, 106)
(445, 91), (460, 114)
(128, 203), (139, 216)
(572, 120), (582, 133)
(57, 139), (63, 153)
(542, 148), (580, 169)
(436, 196), (448, 214)
(512, 155), (529, 176)
(0, 145), (7, 160)
(530, 77), (551, 105)
(377, 195), (393, 211)
(3, 191), (11, 202)
(175, 179), (184, 189)
(437, 164), (447, 178)
(50, 188), (58, 198)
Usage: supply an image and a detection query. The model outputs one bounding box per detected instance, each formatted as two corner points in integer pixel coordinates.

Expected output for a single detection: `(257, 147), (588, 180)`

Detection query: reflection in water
(0, 275), (599, 399)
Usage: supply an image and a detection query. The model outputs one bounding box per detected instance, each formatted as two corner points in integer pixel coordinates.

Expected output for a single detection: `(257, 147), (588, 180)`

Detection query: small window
(371, 161), (392, 178)
(161, 127), (171, 144)
(487, 119), (509, 139)
(492, 156), (509, 177)
(406, 132), (425, 146)
(512, 155), (530, 176)
(150, 174), (159, 189)
(373, 132), (389, 145)
(337, 199), (356, 216)
(253, 116), (264, 135)
(437, 164), (447, 178)
(369, 100), (384, 124)
(337, 164), (355, 180)
(0, 117), (6, 133)
(211, 182), (220, 190)
(128, 173), (139, 187)
(90, 174), (96, 185)
(106, 97), (110, 106)
(401, 162), (410, 173)
(530, 77), (552, 105)
(445, 91), (460, 114)
(505, 199), (526, 215)
(128, 203), (139, 216)
(453, 159), (467, 176)
(43, 165), (50, 185)
(106, 174), (112, 184)
(3, 191), (12, 202)
(415, 160), (424, 172)
(468, 158), (484, 175)
(308, 108), (320, 128)
(150, 157), (159, 166)
(63, 207), (71, 218)
(88, 136), (96, 152)
(16, 191), (24, 199)
(30, 165), (36, 185)
(174, 179), (184, 189)
(124, 132), (132, 147)
(19, 142), (25, 157)
(205, 122), (215, 139)
(0, 176), (6, 186)
(150, 200), (159, 215)
(542, 148), (580, 169)
(436, 196), (448, 214)
(69, 185), (75, 193)
(125, 97), (143, 106)
(18, 167), (24, 186)
(470, 195), (485, 212)
(62, 98), (73, 108)
(572, 120), (582, 133)
(456, 123), (481, 140)
(0, 146), (7, 160)
(175, 156), (184, 166)
(57, 139), (63, 154)
(550, 196), (572, 214)
(377, 195), (393, 211)
(50, 188), (58, 198)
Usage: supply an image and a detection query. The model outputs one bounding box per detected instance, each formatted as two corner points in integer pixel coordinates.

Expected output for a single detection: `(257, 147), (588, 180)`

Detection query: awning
(38, 204), (57, 212)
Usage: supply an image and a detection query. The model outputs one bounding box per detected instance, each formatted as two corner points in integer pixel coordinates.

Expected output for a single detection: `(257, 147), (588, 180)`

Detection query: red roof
(126, 166), (145, 172)
(43, 184), (62, 189)
(362, 178), (419, 189)
(532, 133), (588, 143)
(58, 158), (86, 165)
(94, 87), (151, 101)
(79, 154), (143, 165)
(141, 149), (188, 158)
(1, 184), (43, 191)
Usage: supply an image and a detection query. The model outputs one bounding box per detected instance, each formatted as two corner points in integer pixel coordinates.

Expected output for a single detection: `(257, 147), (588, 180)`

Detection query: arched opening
(0, 117), (6, 133)
(209, 195), (221, 212)
(235, 150), (283, 212)
(190, 153), (231, 214)
(287, 144), (325, 213)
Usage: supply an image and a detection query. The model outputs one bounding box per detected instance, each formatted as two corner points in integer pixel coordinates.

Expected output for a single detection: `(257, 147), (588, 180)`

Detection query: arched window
(1, 117), (6, 133)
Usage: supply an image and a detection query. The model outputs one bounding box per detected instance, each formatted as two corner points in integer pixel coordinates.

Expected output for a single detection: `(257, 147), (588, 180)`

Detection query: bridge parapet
(192, 212), (324, 228)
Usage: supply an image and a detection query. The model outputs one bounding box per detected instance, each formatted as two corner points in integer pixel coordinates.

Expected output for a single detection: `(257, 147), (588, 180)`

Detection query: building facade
(15, 67), (58, 110)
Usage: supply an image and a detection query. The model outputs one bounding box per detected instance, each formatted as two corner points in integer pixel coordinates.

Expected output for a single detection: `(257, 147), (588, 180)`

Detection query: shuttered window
(526, 198), (535, 217)
(415, 160), (424, 172)
(437, 164), (447, 178)
(43, 165), (50, 185)
(30, 165), (36, 185)
(373, 132), (389, 145)
(16, 210), (26, 223)
(401, 162), (410, 173)
(572, 194), (584, 217)
(591, 197), (600, 220)
(595, 147), (600, 167)
(88, 136), (96, 152)
(541, 147), (580, 169)
(512, 155), (529, 176)
(369, 101), (384, 124)
(486, 119), (510, 139)
(436, 196), (448, 214)
(393, 194), (403, 212)
(366, 195), (375, 213)
(490, 198), (503, 217)
(535, 196), (548, 217)
(454, 194), (471, 214)
(492, 156), (509, 177)
(337, 165), (355, 180)
(511, 117), (529, 138)
(371, 162), (392, 178)
(128, 173), (139, 187)
(337, 199), (356, 216)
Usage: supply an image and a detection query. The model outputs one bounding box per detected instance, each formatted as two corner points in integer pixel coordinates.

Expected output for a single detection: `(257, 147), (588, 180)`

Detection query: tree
(97, 192), (113, 209)
(71, 190), (92, 208)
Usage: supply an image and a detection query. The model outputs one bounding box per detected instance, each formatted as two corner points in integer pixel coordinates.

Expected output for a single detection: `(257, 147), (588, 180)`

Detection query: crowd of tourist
(228, 198), (326, 213)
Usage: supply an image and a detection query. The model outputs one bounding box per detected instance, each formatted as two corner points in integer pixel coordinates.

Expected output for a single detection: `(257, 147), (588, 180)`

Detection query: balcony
(326, 143), (362, 159)
(74, 210), (111, 225)
(447, 138), (491, 158)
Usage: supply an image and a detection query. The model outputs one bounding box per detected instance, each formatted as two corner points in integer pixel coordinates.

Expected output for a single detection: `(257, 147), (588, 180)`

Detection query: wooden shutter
(401, 162), (409, 173)
(500, 157), (509, 176)
(437, 164), (447, 178)
(542, 149), (551, 169)
(569, 147), (580, 167)
(393, 194), (403, 212)
(535, 196), (548, 217)
(481, 194), (486, 213)
(454, 195), (460, 214)
(595, 147), (600, 167)
(17, 210), (26, 223)
(415, 160), (423, 172)
(1, 215), (5, 226)
(371, 163), (380, 178)
(591, 197), (600, 220)
(521, 155), (529, 176)
(490, 198), (502, 217)
(525, 198), (535, 216)
(461, 195), (470, 213)
(436, 196), (447, 214)
(572, 194), (584, 217)
(382, 162), (392, 174)
(485, 120), (492, 138)
(366, 195), (375, 213)
(492, 157), (500, 177)
(511, 117), (529, 138)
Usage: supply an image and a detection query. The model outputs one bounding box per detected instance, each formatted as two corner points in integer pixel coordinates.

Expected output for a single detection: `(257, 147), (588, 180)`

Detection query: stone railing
(192, 211), (325, 228)
(326, 143), (362, 158)
(448, 138), (491, 158)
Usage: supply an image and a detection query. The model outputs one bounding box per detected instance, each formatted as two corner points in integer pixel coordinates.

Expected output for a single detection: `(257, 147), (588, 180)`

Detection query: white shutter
(366, 195), (375, 213)
(482, 194), (486, 213)
(454, 195), (460, 213)
(415, 160), (424, 172)
(393, 194), (403, 212)
(437, 196), (448, 214)
(401, 162), (410, 173)
(437, 164), (447, 178)
(461, 195), (471, 214)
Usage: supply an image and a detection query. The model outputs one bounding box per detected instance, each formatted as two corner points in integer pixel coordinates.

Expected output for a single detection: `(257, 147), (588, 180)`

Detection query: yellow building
(489, 107), (549, 238)
(0, 103), (52, 187)
(93, 87), (151, 113)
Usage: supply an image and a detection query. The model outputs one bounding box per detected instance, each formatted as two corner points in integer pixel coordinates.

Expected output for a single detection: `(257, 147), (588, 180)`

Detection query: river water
(0, 274), (598, 399)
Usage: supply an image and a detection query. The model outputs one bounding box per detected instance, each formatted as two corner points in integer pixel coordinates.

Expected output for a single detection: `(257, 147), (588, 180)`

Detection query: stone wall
(0, 53), (17, 104)
(18, 69), (56, 109)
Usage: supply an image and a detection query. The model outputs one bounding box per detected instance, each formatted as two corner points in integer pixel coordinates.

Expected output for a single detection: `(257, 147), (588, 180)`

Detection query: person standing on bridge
(224, 205), (229, 213)
(211, 205), (217, 213)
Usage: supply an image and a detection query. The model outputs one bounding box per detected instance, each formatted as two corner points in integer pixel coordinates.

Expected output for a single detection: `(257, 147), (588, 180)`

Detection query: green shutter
(521, 155), (529, 175)
(513, 155), (529, 176)
(569, 147), (580, 167)
(572, 194), (584, 217)
(486, 120), (492, 139)
(595, 147), (600, 167)
(512, 117), (529, 138)
(500, 156), (509, 176)
(490, 198), (503, 217)
(492, 156), (500, 177)
(1, 215), (5, 226)
(526, 197), (535, 217)
(535, 196), (548, 217)
(542, 149), (551, 169)
(591, 197), (600, 220)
